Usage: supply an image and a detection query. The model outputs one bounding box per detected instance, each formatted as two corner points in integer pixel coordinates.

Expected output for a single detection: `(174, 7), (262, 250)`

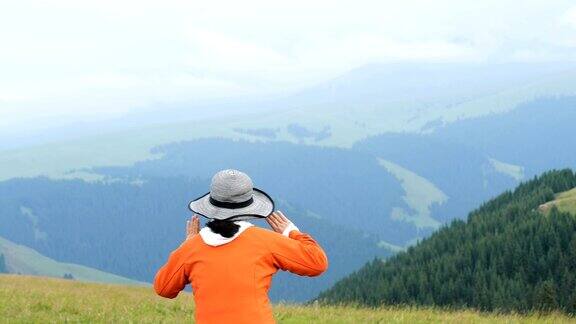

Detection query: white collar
(199, 221), (254, 246)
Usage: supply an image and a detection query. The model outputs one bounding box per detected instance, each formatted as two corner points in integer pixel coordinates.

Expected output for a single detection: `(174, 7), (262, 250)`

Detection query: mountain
(0, 176), (394, 302)
(0, 236), (141, 285)
(94, 139), (416, 244)
(317, 169), (576, 314)
(1, 65), (576, 303)
(292, 62), (575, 105)
(3, 63), (572, 150)
(354, 133), (518, 224)
(431, 96), (576, 177)
(353, 95), (576, 225)
(2, 63), (576, 181)
(1, 95), (575, 301)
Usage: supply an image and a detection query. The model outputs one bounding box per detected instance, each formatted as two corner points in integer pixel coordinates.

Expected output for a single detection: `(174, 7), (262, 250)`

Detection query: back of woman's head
(206, 219), (240, 238)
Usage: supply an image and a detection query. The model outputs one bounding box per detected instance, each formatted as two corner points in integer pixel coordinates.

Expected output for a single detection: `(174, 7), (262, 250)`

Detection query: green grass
(539, 188), (576, 215)
(378, 158), (446, 229)
(553, 188), (576, 214)
(0, 237), (142, 286)
(1, 275), (574, 323)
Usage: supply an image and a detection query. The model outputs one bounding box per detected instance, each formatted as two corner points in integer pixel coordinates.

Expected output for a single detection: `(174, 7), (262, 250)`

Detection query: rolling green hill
(318, 169), (576, 314)
(0, 275), (573, 323)
(0, 236), (142, 285)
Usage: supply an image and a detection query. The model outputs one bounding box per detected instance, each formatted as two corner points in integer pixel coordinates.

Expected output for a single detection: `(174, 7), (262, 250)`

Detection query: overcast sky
(1, 0), (576, 130)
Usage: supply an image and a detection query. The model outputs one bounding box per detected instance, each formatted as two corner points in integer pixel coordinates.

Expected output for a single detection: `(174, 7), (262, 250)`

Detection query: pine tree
(534, 280), (557, 312)
(568, 291), (576, 315)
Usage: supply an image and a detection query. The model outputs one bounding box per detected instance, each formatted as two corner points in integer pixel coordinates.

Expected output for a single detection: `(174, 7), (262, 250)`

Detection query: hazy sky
(1, 0), (576, 129)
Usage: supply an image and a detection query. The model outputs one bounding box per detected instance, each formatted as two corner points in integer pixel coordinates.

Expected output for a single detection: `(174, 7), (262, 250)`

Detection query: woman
(154, 169), (328, 323)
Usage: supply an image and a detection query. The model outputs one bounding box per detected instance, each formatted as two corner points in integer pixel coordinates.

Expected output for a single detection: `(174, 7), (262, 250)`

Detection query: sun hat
(189, 169), (275, 221)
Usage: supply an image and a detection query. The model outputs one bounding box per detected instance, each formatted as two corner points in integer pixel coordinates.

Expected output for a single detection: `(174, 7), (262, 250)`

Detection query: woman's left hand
(266, 211), (292, 234)
(186, 214), (200, 240)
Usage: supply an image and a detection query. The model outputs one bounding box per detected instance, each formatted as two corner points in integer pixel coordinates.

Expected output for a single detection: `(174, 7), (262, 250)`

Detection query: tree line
(317, 169), (576, 314)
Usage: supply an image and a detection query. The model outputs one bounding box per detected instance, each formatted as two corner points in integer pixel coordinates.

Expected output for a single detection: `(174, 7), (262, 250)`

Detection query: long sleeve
(269, 230), (328, 277)
(153, 241), (192, 299)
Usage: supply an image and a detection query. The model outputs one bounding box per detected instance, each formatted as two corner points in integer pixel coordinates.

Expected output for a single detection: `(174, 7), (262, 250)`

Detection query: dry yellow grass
(0, 275), (574, 323)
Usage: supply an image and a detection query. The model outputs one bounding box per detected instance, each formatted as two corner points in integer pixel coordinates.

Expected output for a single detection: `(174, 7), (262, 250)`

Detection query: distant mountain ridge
(2, 63), (576, 181)
(293, 62), (576, 105)
(3, 62), (573, 151)
(318, 169), (576, 314)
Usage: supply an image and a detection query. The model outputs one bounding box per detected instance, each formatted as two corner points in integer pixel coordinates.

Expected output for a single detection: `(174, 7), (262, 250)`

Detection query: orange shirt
(154, 226), (328, 323)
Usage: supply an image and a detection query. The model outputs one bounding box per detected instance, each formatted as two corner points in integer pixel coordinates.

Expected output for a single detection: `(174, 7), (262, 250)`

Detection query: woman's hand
(186, 214), (200, 240)
(266, 211), (294, 234)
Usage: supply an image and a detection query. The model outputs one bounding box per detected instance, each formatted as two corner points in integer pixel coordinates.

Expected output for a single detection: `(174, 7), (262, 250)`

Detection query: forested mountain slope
(318, 169), (576, 313)
(0, 177), (393, 302)
(95, 139), (415, 244)
(354, 95), (576, 224)
(432, 96), (576, 176)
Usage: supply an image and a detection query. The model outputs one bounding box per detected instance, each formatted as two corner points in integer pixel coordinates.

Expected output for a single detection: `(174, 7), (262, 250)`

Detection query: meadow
(540, 188), (576, 215)
(0, 275), (574, 323)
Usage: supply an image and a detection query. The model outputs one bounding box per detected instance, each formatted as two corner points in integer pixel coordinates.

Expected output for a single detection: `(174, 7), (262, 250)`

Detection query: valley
(1, 64), (576, 306)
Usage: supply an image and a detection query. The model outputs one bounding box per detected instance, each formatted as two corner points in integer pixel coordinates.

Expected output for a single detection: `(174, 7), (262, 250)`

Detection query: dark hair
(206, 219), (240, 238)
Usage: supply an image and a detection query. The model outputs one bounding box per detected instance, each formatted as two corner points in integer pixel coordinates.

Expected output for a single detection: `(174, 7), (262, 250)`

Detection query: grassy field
(378, 158), (446, 229)
(552, 188), (576, 214)
(539, 188), (576, 215)
(0, 275), (574, 323)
